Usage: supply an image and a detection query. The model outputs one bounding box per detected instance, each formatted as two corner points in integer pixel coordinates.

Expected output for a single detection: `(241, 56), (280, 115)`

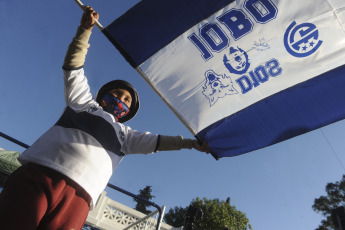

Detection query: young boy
(0, 6), (209, 230)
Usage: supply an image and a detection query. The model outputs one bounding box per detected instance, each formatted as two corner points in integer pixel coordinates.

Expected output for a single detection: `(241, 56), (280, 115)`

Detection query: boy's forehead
(109, 88), (132, 97)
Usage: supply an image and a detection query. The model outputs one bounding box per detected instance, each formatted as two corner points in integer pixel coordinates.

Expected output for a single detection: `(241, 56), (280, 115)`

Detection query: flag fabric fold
(103, 0), (345, 159)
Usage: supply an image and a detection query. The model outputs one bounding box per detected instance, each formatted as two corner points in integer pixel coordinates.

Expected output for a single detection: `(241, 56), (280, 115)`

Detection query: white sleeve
(63, 69), (95, 111)
(120, 124), (159, 155)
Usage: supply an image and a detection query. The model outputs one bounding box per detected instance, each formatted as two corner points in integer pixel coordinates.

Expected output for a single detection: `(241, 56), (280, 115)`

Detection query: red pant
(0, 163), (91, 230)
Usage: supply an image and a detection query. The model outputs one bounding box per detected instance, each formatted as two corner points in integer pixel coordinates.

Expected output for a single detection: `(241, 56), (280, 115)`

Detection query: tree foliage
(164, 206), (187, 227)
(133, 185), (155, 215)
(164, 197), (252, 230)
(312, 175), (345, 230)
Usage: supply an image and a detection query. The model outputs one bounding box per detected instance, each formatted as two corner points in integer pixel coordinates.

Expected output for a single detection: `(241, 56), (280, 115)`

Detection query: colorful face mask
(101, 93), (130, 121)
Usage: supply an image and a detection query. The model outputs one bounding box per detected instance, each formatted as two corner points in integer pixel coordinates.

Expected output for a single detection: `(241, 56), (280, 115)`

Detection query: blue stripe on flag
(103, 0), (235, 68)
(197, 65), (345, 158)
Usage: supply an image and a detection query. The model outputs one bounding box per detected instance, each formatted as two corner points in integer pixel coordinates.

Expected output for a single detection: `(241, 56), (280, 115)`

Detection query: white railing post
(123, 206), (166, 230)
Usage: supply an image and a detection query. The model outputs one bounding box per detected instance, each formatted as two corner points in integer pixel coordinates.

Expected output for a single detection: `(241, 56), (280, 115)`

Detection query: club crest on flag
(284, 21), (323, 58)
(202, 70), (238, 106)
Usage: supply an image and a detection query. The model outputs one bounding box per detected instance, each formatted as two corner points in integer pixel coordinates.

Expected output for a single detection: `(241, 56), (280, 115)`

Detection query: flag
(103, 0), (345, 159)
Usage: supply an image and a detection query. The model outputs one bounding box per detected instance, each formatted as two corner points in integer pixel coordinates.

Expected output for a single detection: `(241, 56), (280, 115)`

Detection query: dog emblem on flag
(202, 70), (238, 106)
(223, 46), (251, 75)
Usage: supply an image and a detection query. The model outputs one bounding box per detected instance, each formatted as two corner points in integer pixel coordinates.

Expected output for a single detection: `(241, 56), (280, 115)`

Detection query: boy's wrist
(181, 138), (194, 149)
(156, 135), (194, 151)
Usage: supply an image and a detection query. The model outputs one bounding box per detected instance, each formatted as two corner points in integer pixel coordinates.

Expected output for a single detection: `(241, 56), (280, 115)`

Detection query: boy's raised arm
(62, 6), (98, 70)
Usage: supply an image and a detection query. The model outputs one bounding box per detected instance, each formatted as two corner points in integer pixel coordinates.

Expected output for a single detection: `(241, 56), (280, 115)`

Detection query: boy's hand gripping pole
(73, 0), (104, 31)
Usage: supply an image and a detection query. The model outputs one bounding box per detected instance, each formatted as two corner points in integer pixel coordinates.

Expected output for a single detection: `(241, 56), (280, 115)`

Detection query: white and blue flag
(103, 0), (345, 159)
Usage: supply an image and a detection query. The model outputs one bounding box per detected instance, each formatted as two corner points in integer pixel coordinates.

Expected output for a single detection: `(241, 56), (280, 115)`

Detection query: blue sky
(1, 1), (345, 229)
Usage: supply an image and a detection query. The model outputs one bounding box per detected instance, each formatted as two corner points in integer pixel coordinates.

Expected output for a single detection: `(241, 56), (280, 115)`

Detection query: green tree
(133, 185), (155, 215)
(164, 206), (187, 227)
(164, 197), (252, 230)
(312, 175), (345, 230)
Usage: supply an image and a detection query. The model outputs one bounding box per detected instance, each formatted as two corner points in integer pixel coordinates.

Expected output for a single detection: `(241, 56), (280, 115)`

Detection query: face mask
(101, 93), (130, 121)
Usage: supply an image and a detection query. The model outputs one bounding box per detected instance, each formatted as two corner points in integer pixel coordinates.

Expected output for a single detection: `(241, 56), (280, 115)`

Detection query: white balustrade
(85, 191), (177, 230)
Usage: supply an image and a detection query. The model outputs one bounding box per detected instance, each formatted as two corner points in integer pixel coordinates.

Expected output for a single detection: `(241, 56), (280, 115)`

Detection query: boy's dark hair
(96, 80), (140, 123)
